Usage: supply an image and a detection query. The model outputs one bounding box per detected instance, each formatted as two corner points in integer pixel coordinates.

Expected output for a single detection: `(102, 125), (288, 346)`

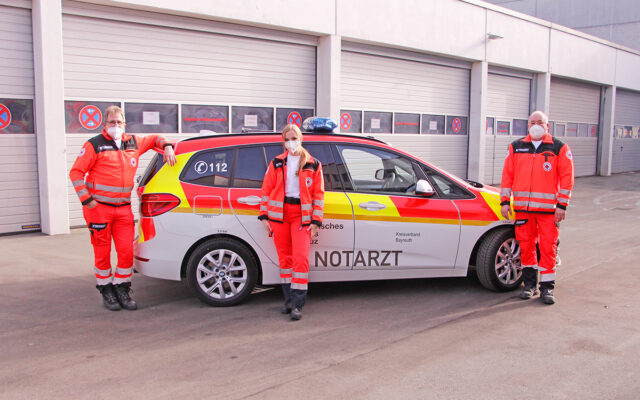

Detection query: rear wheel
(476, 229), (522, 292)
(186, 238), (258, 306)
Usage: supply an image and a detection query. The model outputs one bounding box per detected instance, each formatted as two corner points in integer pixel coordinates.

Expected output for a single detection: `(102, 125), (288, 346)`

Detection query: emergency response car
(134, 132), (521, 306)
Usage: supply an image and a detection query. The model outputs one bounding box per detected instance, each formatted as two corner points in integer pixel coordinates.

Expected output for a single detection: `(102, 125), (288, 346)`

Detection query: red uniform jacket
(259, 151), (325, 226)
(500, 133), (574, 213)
(69, 130), (171, 206)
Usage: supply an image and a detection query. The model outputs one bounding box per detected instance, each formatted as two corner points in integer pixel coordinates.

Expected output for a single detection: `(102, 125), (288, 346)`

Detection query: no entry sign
(0, 104), (12, 130)
(452, 117), (461, 133)
(287, 111), (302, 127)
(340, 113), (352, 130)
(79, 105), (102, 130)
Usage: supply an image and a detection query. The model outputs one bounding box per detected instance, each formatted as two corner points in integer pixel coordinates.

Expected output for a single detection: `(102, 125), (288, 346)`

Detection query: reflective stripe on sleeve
(72, 180), (85, 187)
(261, 196), (269, 202)
(301, 204), (312, 211)
(312, 210), (323, 216)
(76, 188), (89, 197)
(268, 211), (283, 219)
(558, 189), (571, 196)
(501, 188), (512, 197)
(268, 200), (284, 208)
(260, 206), (268, 211)
(301, 216), (311, 223)
(557, 198), (569, 205)
(312, 200), (324, 206)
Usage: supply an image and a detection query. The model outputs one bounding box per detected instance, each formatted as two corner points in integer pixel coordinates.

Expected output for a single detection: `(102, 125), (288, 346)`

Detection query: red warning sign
(452, 117), (461, 133)
(79, 105), (102, 130)
(0, 104), (12, 130)
(340, 113), (352, 130)
(287, 111), (302, 127)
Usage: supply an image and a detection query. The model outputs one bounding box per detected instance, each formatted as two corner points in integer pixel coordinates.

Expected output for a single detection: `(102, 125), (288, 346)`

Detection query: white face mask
(107, 126), (124, 140)
(285, 139), (300, 153)
(529, 124), (546, 140)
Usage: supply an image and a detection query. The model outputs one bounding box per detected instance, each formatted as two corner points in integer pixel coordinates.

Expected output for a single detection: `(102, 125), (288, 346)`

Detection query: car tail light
(140, 193), (180, 217)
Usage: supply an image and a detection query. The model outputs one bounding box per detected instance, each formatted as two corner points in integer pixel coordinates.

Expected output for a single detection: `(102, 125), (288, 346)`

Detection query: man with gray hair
(500, 110), (574, 304)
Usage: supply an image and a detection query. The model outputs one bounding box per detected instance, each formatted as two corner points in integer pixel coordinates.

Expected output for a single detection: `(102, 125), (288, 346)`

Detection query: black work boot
(97, 284), (121, 311)
(519, 267), (539, 300)
(114, 283), (138, 310)
(290, 307), (303, 321)
(280, 283), (292, 314)
(540, 282), (556, 305)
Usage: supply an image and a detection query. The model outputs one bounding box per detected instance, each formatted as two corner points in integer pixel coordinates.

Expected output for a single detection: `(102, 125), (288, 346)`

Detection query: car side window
(336, 145), (418, 194)
(304, 143), (339, 191)
(421, 165), (472, 198)
(233, 146), (267, 188)
(181, 149), (233, 187)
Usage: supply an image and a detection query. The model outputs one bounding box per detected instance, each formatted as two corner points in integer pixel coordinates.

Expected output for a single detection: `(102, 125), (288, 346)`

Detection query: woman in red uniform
(259, 124), (324, 320)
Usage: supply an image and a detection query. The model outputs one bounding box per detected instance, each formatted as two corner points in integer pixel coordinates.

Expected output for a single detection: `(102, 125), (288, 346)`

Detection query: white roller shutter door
(0, 4), (39, 234)
(612, 89), (640, 173)
(341, 49), (470, 178)
(62, 3), (316, 227)
(550, 78), (600, 177)
(484, 72), (531, 184)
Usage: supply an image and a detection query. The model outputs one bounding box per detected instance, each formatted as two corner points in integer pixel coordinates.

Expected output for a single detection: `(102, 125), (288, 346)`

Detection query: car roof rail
(179, 130), (388, 145)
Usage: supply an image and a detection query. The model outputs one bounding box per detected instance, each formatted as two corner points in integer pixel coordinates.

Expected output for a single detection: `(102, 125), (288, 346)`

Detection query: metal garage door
(612, 89), (640, 173)
(62, 1), (316, 226)
(341, 44), (470, 178)
(0, 3), (39, 234)
(549, 78), (601, 177)
(484, 71), (531, 184)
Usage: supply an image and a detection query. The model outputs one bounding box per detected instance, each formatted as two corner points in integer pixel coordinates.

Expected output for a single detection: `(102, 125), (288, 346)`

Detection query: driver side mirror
(415, 179), (435, 196)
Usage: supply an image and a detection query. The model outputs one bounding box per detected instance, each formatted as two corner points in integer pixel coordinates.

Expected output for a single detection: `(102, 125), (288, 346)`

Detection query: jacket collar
(276, 150), (314, 163)
(522, 133), (553, 144)
(101, 129), (132, 143)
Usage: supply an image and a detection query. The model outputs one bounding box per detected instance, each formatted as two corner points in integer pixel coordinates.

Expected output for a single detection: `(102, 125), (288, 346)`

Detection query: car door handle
(358, 201), (387, 211)
(237, 196), (261, 206)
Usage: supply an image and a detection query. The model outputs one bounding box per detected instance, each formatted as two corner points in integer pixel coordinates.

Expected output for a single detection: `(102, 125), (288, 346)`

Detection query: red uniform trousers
(270, 203), (311, 307)
(82, 202), (135, 286)
(515, 211), (559, 283)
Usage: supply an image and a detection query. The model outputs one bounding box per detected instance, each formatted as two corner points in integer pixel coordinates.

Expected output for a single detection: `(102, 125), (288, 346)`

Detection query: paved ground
(1, 172), (639, 400)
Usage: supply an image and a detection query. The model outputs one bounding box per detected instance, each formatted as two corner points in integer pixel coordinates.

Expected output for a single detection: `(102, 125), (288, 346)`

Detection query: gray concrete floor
(1, 172), (639, 400)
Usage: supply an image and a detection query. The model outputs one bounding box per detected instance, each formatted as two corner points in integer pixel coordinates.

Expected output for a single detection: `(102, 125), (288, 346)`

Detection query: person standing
(500, 110), (574, 305)
(259, 124), (324, 320)
(70, 105), (176, 311)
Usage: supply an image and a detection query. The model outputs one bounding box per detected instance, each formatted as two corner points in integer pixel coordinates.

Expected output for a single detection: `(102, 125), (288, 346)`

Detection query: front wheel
(186, 238), (258, 306)
(476, 228), (522, 292)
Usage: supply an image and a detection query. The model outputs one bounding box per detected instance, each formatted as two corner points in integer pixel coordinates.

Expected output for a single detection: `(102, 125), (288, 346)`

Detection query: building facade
(1, 0), (639, 235)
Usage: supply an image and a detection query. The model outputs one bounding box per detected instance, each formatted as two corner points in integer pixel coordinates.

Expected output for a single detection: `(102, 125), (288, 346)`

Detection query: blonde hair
(104, 105), (125, 124)
(281, 124), (310, 176)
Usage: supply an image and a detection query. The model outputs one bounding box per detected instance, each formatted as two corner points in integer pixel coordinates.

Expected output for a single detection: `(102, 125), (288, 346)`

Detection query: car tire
(476, 228), (522, 292)
(186, 238), (258, 306)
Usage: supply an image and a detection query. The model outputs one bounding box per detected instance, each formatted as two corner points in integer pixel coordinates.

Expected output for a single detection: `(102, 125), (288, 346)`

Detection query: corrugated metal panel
(371, 135), (469, 179)
(341, 51), (470, 115)
(0, 5), (39, 234)
(0, 5), (33, 97)
(612, 139), (640, 173)
(562, 137), (597, 177)
(62, 14), (316, 106)
(615, 89), (640, 126)
(549, 78), (600, 124)
(487, 73), (530, 118)
(0, 136), (40, 234)
(484, 136), (515, 185)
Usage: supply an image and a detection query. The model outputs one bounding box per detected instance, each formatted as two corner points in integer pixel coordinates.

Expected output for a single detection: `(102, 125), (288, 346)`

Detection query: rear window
(139, 153), (165, 187)
(181, 149), (233, 187)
